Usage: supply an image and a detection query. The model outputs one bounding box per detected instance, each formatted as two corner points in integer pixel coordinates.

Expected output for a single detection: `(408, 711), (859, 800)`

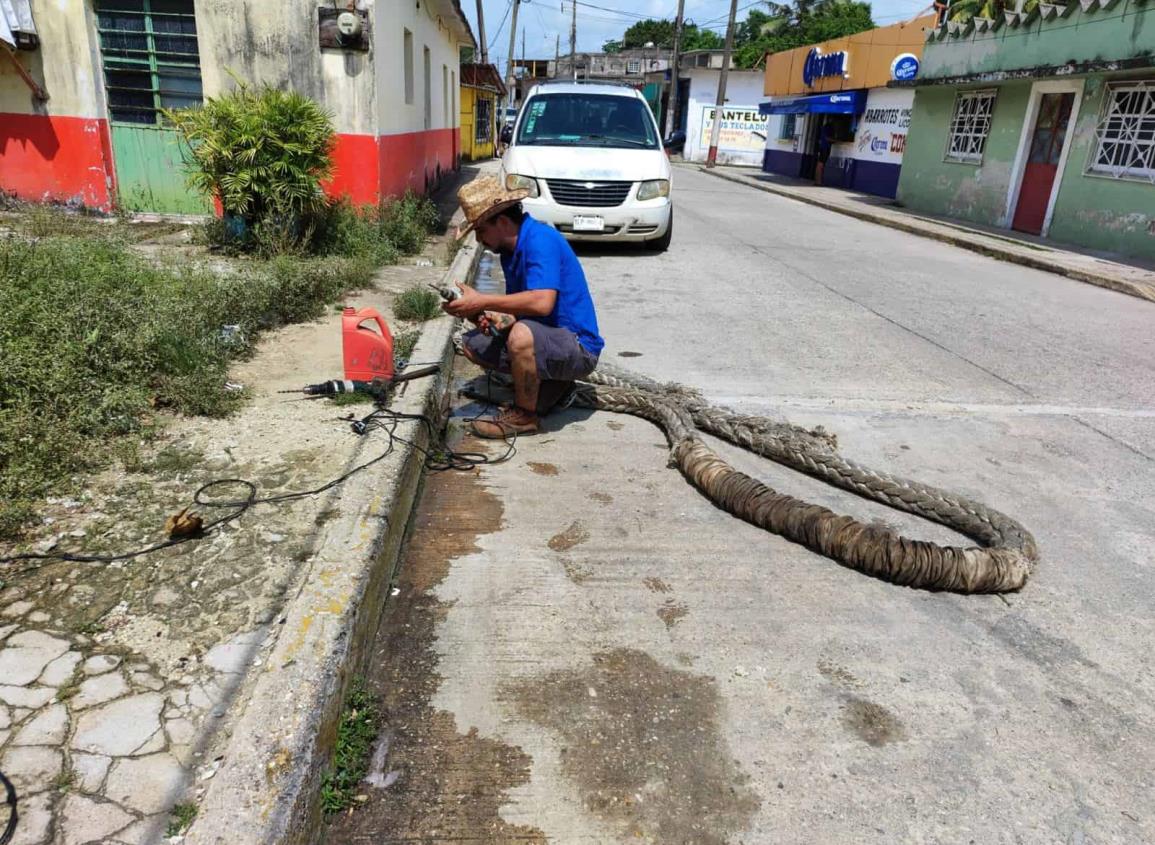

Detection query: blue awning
(760, 90), (867, 116)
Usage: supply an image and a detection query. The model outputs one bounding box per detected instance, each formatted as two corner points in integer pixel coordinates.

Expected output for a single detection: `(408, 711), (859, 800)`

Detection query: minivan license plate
(572, 215), (605, 232)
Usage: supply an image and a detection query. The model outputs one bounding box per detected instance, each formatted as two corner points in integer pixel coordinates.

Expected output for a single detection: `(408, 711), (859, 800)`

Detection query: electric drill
(431, 283), (503, 337)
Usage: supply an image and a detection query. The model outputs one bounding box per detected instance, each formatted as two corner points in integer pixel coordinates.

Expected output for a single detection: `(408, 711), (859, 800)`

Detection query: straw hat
(456, 176), (529, 238)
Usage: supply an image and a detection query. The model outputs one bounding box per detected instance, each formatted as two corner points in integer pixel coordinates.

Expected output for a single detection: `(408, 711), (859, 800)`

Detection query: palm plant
(163, 84), (336, 227)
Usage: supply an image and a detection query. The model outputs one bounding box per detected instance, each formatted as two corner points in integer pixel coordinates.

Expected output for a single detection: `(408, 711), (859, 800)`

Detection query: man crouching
(444, 176), (604, 439)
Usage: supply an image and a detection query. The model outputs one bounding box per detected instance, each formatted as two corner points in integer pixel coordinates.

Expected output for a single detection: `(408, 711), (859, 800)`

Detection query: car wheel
(647, 210), (673, 252)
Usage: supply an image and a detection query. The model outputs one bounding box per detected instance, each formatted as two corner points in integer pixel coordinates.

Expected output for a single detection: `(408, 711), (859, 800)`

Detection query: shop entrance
(1012, 91), (1076, 235)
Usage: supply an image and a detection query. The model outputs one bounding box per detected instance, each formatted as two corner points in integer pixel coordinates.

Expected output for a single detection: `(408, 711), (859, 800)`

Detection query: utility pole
(475, 0), (488, 64)
(706, 0), (739, 168)
(665, 0), (686, 139)
(521, 25), (526, 68)
(555, 34), (560, 78)
(505, 0), (521, 108)
(570, 0), (577, 80)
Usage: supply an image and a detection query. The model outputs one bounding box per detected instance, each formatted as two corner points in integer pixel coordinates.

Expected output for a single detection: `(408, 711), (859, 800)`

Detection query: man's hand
(442, 282), (487, 320)
(479, 311), (516, 335)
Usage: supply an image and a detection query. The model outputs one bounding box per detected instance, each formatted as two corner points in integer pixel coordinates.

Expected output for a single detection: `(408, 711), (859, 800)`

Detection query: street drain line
(572, 364), (1036, 594)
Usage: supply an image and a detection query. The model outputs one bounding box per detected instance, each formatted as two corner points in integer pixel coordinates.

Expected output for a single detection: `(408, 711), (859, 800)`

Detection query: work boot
(471, 406), (540, 439)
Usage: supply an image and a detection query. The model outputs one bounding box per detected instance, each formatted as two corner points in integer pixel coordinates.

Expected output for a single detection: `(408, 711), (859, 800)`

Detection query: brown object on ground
(472, 407), (539, 439)
(576, 365), (1038, 594)
(163, 507), (204, 540)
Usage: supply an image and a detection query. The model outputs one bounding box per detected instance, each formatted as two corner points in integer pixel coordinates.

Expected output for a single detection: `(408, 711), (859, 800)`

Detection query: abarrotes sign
(802, 48), (849, 87)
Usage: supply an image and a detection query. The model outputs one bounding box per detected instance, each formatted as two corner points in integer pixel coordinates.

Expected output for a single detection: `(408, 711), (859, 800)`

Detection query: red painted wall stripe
(0, 113), (114, 210)
(379, 128), (459, 200)
(326, 133), (380, 207)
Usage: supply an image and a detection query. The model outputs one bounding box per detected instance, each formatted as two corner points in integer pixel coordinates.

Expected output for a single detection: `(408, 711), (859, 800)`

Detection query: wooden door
(1012, 92), (1074, 235)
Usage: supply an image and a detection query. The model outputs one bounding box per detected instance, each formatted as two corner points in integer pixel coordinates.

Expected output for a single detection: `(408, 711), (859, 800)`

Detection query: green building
(895, 0), (1155, 261)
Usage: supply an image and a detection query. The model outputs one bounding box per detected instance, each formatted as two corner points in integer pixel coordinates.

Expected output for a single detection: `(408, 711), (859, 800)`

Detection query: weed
(445, 234), (463, 266)
(328, 391), (376, 407)
(0, 234), (371, 538)
(393, 328), (421, 363)
(51, 769), (75, 792)
(392, 286), (442, 322)
(166, 802), (198, 837)
(320, 678), (379, 816)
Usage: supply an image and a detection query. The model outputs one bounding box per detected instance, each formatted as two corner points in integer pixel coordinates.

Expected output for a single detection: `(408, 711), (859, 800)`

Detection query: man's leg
(470, 322), (541, 438)
(506, 321), (540, 413)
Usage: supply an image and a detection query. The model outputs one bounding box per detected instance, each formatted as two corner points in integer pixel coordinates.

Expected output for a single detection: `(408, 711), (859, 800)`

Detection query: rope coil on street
(575, 364), (1037, 594)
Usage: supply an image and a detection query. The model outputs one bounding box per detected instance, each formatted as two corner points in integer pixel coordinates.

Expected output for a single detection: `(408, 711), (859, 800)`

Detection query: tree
(620, 18), (676, 48)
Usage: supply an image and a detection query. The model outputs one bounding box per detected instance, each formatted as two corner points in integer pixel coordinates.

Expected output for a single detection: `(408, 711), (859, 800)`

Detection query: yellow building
(460, 63), (506, 161)
(760, 15), (936, 196)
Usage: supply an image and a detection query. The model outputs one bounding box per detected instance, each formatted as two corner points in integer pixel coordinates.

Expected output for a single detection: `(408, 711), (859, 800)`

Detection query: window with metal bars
(1088, 81), (1155, 184)
(95, 0), (202, 126)
(475, 97), (492, 143)
(945, 89), (997, 164)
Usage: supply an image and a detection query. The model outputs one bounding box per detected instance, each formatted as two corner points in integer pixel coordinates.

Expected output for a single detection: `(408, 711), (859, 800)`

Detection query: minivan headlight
(637, 179), (670, 201)
(505, 173), (540, 198)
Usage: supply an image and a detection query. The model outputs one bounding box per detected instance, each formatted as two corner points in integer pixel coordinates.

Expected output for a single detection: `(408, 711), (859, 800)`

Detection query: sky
(463, 0), (934, 76)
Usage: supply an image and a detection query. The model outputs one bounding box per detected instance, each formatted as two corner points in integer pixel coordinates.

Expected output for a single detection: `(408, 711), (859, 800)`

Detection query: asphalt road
(332, 165), (1155, 845)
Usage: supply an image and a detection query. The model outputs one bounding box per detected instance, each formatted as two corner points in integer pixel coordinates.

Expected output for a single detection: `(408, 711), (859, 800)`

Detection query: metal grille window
(778, 114), (796, 141)
(945, 89), (997, 164)
(95, 0), (201, 125)
(475, 97), (492, 143)
(627, 60), (640, 74)
(1089, 81), (1155, 183)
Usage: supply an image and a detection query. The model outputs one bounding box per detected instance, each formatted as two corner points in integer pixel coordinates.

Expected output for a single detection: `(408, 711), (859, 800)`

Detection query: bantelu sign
(802, 48), (849, 87)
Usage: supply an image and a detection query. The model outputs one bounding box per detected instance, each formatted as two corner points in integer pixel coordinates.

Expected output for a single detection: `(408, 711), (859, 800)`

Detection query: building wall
(683, 69), (767, 165)
(921, 0), (1155, 79)
(764, 15), (936, 97)
(374, 0), (468, 199)
(899, 2), (1155, 259)
(1044, 75), (1155, 258)
(0, 0), (114, 207)
(195, 0), (380, 206)
(0, 0), (472, 211)
(897, 82), (1031, 224)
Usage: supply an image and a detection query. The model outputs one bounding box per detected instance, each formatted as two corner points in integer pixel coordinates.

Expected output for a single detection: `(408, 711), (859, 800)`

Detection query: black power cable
(1, 769), (15, 845)
(0, 383), (517, 577)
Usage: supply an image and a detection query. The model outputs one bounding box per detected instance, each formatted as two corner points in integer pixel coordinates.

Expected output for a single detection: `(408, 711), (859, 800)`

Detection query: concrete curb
(696, 165), (1155, 303)
(186, 229), (482, 845)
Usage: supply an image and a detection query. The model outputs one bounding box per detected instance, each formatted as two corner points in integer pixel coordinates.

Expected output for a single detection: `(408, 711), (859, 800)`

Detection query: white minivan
(500, 81), (673, 251)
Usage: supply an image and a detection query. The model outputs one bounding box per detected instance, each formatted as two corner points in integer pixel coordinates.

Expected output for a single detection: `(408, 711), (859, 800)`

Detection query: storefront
(760, 15), (934, 197)
(896, 1), (1155, 260)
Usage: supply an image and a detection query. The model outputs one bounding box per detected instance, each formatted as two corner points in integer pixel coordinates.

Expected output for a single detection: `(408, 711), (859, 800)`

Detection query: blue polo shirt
(501, 215), (604, 357)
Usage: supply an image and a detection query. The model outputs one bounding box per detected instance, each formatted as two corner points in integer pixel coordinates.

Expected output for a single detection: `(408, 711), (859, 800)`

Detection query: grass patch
(320, 678), (379, 816)
(393, 328), (421, 363)
(0, 233), (374, 539)
(392, 285), (442, 322)
(166, 802), (198, 837)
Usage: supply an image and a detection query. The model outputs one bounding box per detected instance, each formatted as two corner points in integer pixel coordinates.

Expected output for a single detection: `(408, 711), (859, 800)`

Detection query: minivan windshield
(516, 93), (659, 150)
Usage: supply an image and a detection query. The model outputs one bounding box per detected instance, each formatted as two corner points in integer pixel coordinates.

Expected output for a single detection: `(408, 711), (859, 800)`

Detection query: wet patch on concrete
(817, 659), (863, 689)
(562, 559), (593, 585)
(527, 462), (559, 477)
(617, 351), (643, 358)
(841, 696), (906, 747)
(548, 520), (591, 552)
(588, 491), (613, 504)
(605, 421), (625, 431)
(643, 577), (672, 594)
(656, 600), (689, 629)
(326, 460), (545, 844)
(505, 648), (760, 844)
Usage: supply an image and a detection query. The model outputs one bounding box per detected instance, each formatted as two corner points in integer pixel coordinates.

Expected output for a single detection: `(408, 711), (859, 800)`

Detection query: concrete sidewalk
(694, 163), (1155, 303)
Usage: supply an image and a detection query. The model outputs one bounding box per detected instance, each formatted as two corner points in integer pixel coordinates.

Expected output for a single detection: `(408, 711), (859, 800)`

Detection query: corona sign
(802, 48), (848, 87)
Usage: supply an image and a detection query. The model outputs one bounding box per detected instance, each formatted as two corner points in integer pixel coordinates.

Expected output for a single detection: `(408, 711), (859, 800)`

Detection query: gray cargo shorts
(463, 320), (598, 381)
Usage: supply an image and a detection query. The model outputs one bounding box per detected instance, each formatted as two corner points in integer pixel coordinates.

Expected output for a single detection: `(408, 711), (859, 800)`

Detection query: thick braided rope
(574, 377), (1036, 594)
(585, 367), (1037, 556)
